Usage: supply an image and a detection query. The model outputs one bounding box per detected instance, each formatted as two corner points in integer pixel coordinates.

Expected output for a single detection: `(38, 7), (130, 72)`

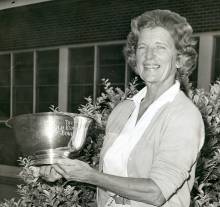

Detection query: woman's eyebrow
(155, 41), (169, 47)
(137, 42), (148, 47)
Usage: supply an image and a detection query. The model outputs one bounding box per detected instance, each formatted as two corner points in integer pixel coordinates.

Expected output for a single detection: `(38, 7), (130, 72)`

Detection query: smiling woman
(136, 27), (177, 89)
(36, 9), (204, 207)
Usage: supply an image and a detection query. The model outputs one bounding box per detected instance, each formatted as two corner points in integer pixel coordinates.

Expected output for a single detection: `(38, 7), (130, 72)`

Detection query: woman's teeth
(144, 65), (160, 70)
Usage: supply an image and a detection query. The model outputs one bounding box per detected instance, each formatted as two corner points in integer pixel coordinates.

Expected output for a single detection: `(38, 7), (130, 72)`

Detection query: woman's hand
(53, 158), (95, 183)
(38, 165), (62, 182)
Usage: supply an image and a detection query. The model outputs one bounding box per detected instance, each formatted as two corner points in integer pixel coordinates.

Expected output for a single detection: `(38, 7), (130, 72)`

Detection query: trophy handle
(66, 114), (92, 153)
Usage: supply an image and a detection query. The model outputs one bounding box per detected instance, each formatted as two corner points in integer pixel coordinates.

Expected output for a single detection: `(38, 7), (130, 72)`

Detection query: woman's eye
(156, 45), (166, 50)
(137, 46), (145, 50)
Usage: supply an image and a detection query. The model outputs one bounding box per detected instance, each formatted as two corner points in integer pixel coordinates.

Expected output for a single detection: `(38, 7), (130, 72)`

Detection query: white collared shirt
(103, 81), (180, 178)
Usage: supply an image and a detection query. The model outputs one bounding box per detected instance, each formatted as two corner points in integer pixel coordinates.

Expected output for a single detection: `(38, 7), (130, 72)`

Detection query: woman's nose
(144, 47), (155, 61)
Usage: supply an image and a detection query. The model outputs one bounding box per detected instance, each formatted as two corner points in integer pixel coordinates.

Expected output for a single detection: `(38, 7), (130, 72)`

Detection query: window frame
(0, 40), (128, 122)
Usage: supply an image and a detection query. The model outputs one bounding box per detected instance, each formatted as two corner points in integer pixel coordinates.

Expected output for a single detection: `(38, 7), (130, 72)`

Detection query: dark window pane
(69, 85), (93, 112)
(13, 103), (33, 115)
(68, 47), (94, 112)
(37, 50), (59, 68)
(97, 44), (126, 96)
(69, 65), (94, 84)
(14, 87), (33, 102)
(0, 103), (10, 119)
(215, 37), (220, 60)
(37, 50), (59, 85)
(0, 54), (10, 69)
(14, 52), (33, 85)
(70, 47), (94, 66)
(99, 64), (125, 83)
(37, 86), (58, 102)
(36, 50), (59, 112)
(38, 103), (56, 113)
(38, 70), (58, 85)
(14, 70), (33, 85)
(13, 87), (33, 115)
(214, 37), (220, 80)
(189, 36), (199, 88)
(69, 47), (94, 84)
(0, 54), (10, 87)
(13, 52), (33, 116)
(98, 45), (125, 84)
(0, 71), (10, 86)
(0, 55), (10, 119)
(0, 86), (10, 102)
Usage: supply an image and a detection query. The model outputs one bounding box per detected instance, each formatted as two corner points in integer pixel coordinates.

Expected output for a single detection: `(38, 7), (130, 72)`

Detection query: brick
(0, 0), (219, 51)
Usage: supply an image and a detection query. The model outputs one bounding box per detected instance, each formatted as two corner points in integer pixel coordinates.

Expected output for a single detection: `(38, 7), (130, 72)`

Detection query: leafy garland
(0, 78), (220, 206)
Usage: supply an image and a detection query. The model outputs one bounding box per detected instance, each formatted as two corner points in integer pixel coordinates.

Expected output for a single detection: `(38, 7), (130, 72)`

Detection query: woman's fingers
(50, 167), (62, 181)
(55, 158), (75, 165)
(29, 166), (40, 177)
(38, 165), (62, 182)
(52, 164), (67, 176)
(39, 165), (50, 177)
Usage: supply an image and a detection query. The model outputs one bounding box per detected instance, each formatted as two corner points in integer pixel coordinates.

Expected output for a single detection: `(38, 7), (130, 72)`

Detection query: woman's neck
(136, 80), (175, 123)
(144, 79), (175, 104)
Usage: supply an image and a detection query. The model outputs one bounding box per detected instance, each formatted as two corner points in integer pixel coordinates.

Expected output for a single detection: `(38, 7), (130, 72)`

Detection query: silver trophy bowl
(7, 112), (93, 165)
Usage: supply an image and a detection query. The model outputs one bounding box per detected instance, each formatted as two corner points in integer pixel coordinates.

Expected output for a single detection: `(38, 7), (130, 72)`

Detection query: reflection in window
(68, 47), (94, 112)
(13, 52), (33, 115)
(0, 54), (10, 119)
(97, 45), (126, 95)
(36, 50), (59, 112)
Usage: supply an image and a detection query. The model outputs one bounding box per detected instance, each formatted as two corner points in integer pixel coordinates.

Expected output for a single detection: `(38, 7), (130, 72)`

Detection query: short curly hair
(124, 9), (197, 82)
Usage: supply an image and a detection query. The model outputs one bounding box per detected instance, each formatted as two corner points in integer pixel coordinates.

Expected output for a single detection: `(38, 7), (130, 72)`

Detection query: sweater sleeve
(148, 107), (205, 201)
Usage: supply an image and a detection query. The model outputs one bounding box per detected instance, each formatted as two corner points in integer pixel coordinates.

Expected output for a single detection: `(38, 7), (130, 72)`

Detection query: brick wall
(0, 0), (219, 51)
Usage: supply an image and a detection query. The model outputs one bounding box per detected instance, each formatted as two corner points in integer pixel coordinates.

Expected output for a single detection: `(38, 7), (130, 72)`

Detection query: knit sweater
(97, 90), (205, 207)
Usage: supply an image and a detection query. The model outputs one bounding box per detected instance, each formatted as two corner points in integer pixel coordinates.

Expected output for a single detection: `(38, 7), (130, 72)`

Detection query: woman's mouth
(144, 64), (160, 70)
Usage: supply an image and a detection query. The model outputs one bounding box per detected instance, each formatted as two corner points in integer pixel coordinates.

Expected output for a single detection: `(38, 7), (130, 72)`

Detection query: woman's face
(136, 26), (177, 86)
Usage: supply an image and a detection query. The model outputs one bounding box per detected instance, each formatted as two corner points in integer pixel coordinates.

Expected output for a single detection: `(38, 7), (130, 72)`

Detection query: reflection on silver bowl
(7, 112), (93, 165)
(32, 147), (71, 165)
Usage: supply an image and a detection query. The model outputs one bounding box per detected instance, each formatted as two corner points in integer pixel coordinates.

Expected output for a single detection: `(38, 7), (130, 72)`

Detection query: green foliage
(1, 78), (220, 206)
(189, 81), (220, 206)
(0, 157), (82, 207)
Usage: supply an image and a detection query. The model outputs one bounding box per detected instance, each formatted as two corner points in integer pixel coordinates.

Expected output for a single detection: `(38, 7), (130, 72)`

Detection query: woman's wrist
(86, 167), (99, 185)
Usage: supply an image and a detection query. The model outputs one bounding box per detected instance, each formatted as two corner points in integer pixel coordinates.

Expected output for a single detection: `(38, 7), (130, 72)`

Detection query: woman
(38, 9), (205, 207)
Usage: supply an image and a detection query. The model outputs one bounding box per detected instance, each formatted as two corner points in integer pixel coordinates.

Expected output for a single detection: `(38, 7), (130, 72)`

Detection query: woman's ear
(176, 54), (182, 69)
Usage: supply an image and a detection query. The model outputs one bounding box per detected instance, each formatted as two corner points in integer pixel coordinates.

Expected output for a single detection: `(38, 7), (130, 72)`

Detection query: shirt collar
(128, 80), (180, 106)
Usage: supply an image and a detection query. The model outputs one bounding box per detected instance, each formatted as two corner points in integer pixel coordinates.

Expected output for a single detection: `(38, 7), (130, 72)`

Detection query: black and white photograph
(0, 0), (219, 206)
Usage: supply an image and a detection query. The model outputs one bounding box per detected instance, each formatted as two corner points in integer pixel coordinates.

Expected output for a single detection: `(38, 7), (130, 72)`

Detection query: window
(213, 36), (220, 80)
(68, 47), (94, 112)
(97, 45), (126, 94)
(0, 49), (59, 166)
(0, 54), (10, 119)
(36, 50), (59, 112)
(68, 44), (130, 113)
(13, 52), (33, 115)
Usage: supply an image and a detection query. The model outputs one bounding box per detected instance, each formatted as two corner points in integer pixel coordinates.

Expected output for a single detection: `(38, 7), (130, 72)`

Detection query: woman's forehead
(138, 26), (175, 46)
